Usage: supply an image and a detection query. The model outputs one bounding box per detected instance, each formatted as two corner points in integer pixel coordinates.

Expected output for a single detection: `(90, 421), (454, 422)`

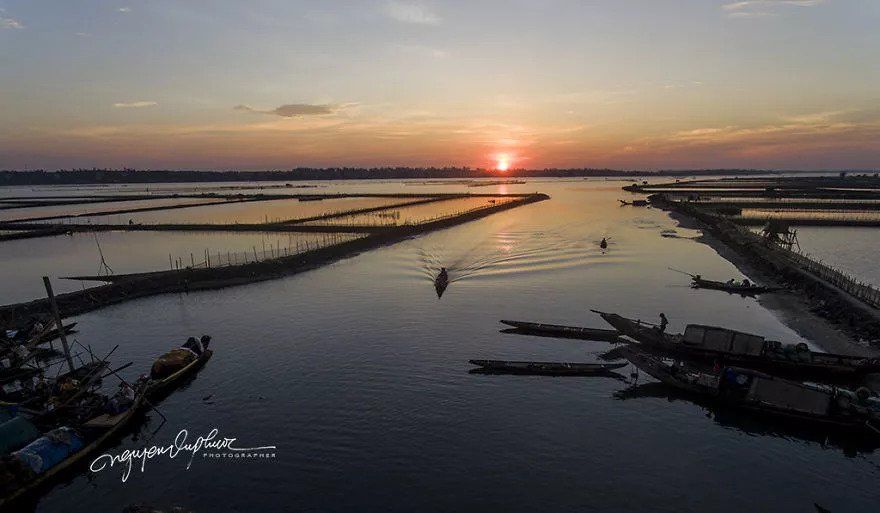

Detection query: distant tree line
(0, 167), (782, 185)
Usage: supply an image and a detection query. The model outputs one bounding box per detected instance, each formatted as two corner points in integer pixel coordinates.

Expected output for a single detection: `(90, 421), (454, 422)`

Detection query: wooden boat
(146, 349), (213, 399)
(621, 347), (880, 431)
(593, 310), (880, 380)
(469, 359), (627, 376)
(32, 323), (78, 346)
(0, 392), (145, 507)
(499, 320), (622, 342)
(0, 322), (77, 346)
(691, 277), (780, 295)
(434, 273), (449, 298)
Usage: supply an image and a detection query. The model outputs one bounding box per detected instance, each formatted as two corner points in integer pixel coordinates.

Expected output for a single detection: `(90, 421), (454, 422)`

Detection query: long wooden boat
(621, 347), (880, 431)
(146, 349), (213, 400)
(469, 359), (627, 376)
(1, 322), (76, 346)
(0, 392), (145, 507)
(593, 310), (880, 379)
(692, 277), (780, 295)
(499, 320), (622, 342)
(434, 274), (449, 298)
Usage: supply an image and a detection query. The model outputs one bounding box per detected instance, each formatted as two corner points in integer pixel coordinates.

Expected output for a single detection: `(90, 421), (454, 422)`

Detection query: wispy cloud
(396, 44), (448, 59)
(383, 1), (441, 25)
(722, 0), (825, 18)
(629, 109), (880, 159)
(117, 7), (131, 13)
(662, 80), (705, 90)
(114, 101), (157, 108)
(234, 103), (352, 117)
(0, 9), (24, 29)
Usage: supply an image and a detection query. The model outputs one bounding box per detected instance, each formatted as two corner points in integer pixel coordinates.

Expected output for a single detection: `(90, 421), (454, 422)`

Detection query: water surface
(1, 180), (876, 513)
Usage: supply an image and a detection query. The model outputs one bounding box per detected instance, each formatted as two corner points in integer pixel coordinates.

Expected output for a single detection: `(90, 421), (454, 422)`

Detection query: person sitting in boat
(658, 313), (669, 334)
(726, 278), (735, 285)
(600, 237), (608, 248)
(181, 335), (212, 357)
(438, 267), (448, 281)
(28, 319), (45, 338)
(106, 381), (135, 415)
(742, 279), (752, 288)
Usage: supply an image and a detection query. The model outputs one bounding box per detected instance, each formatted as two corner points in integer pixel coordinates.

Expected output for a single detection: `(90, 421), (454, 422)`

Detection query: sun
(495, 154), (511, 172)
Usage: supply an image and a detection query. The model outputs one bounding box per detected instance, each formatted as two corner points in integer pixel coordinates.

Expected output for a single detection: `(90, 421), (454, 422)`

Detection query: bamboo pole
(42, 276), (75, 374)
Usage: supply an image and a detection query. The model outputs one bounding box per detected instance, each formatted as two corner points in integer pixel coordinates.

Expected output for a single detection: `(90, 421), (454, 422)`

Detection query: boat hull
(0, 393), (145, 507)
(146, 349), (213, 400)
(621, 348), (872, 431)
(499, 320), (621, 342)
(692, 278), (780, 295)
(469, 359), (626, 376)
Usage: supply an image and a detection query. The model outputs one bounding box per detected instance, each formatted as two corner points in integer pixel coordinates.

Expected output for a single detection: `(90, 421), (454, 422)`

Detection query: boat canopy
(747, 376), (832, 415)
(683, 325), (765, 356)
(0, 416), (39, 456)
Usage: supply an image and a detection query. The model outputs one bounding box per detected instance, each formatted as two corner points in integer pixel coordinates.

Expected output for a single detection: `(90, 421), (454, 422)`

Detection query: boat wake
(414, 223), (631, 285)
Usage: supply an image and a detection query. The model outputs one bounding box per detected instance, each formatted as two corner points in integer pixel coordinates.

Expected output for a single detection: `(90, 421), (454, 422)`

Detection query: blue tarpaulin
(14, 427), (84, 475)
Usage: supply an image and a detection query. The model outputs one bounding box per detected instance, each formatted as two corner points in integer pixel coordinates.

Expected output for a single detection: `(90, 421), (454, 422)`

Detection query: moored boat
(0, 391), (145, 507)
(621, 347), (880, 432)
(593, 310), (880, 380)
(469, 359), (627, 376)
(499, 320), (622, 342)
(691, 277), (780, 295)
(146, 348), (213, 400)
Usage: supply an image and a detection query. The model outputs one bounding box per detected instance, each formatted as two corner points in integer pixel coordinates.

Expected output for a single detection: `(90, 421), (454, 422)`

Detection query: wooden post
(42, 277), (75, 374)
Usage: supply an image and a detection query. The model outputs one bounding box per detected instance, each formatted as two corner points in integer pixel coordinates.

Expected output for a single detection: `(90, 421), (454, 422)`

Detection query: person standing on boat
(659, 313), (668, 334)
(182, 335), (211, 357)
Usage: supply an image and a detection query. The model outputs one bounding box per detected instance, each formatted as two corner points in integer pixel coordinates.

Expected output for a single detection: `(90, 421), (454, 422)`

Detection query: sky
(1, 0), (878, 171)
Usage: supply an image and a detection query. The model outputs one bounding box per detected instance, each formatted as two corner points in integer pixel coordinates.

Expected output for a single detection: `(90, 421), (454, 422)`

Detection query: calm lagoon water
(2, 180), (877, 513)
(796, 227), (880, 287)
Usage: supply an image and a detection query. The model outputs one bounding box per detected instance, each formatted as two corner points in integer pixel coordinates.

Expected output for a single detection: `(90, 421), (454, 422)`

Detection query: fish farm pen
(633, 176), (880, 347)
(0, 191), (549, 323)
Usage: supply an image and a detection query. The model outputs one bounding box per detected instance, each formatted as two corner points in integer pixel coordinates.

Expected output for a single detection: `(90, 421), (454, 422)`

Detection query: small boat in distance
(600, 237), (608, 249)
(499, 320), (622, 342)
(691, 276), (781, 295)
(669, 268), (780, 295)
(469, 359), (627, 376)
(619, 199), (649, 206)
(434, 268), (449, 298)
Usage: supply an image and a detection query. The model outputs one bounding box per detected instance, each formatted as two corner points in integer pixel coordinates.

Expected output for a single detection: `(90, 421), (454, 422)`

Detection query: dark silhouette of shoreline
(0, 167), (802, 186)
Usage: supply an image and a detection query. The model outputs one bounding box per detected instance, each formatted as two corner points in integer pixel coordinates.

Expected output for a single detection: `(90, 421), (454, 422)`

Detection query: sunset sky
(1, 0), (878, 170)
